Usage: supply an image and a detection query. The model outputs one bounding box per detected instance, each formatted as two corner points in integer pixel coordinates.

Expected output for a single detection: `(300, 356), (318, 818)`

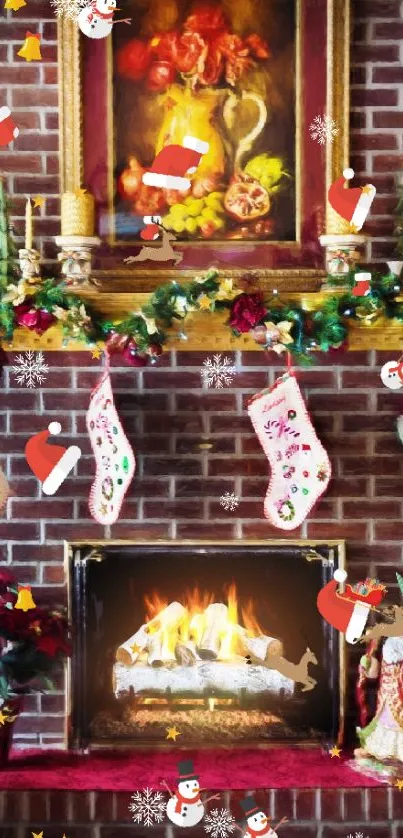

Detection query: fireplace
(67, 540), (345, 749)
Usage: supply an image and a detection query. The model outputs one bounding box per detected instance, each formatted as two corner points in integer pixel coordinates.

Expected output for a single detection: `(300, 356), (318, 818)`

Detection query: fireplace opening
(68, 540), (344, 749)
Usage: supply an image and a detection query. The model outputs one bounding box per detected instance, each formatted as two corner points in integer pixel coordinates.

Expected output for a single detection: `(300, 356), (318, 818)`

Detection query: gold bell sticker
(14, 584), (36, 612)
(17, 31), (42, 62)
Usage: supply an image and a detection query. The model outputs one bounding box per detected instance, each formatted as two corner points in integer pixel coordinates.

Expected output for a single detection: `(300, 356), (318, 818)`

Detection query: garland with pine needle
(0, 188), (402, 365)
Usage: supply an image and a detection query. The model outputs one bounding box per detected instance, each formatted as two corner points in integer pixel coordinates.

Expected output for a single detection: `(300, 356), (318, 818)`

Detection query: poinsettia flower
(3, 280), (30, 306)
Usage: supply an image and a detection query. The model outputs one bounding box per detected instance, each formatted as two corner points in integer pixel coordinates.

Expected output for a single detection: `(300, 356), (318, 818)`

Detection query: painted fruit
(117, 157), (144, 201)
(224, 178), (270, 222)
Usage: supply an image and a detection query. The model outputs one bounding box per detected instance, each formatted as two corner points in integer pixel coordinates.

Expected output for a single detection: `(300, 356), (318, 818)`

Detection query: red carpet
(0, 748), (382, 790)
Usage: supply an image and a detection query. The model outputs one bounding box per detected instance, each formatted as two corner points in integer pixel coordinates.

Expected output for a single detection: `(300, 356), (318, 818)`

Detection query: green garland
(0, 266), (402, 365)
(0, 192), (402, 363)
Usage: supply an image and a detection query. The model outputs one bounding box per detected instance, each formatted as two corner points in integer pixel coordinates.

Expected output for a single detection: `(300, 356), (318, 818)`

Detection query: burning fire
(143, 582), (267, 661)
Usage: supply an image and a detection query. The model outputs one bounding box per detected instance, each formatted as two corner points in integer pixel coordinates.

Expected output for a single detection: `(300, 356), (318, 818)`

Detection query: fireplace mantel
(5, 283), (403, 352)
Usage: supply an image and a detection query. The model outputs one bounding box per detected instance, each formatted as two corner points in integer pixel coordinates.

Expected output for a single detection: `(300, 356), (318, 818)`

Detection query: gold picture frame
(57, 0), (351, 288)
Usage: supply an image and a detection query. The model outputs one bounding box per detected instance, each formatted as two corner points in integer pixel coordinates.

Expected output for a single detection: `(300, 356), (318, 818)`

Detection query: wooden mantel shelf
(4, 285), (403, 352)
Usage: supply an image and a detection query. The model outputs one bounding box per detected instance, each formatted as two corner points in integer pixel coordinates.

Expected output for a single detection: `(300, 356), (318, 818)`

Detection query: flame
(142, 582), (269, 662)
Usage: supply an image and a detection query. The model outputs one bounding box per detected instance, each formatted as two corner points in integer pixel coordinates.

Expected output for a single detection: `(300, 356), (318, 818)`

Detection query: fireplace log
(175, 642), (197, 666)
(116, 601), (187, 666)
(236, 627), (283, 660)
(116, 624), (149, 666)
(146, 601), (187, 667)
(113, 660), (295, 698)
(197, 603), (228, 660)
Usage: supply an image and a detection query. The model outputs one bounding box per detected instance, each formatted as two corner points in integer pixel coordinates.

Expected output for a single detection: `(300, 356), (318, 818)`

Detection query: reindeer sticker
(124, 226), (183, 265)
(245, 646), (318, 692)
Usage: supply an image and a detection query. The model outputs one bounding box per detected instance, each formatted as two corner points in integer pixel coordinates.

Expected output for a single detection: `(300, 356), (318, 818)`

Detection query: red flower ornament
(229, 293), (267, 334)
(14, 304), (56, 335)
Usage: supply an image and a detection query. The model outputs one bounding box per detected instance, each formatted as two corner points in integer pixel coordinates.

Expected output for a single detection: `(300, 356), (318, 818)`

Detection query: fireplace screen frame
(66, 539), (346, 751)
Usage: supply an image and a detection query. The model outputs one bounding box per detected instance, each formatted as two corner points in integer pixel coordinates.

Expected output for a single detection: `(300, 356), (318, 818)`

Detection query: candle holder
(319, 234), (367, 289)
(55, 235), (101, 287)
(18, 248), (41, 283)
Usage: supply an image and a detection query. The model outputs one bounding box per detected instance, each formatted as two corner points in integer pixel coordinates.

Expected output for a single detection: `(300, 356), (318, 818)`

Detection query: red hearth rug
(0, 748), (383, 790)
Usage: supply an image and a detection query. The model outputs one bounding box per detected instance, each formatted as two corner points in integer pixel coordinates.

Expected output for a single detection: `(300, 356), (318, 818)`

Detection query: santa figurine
(238, 797), (288, 838)
(163, 760), (220, 828)
(78, 0), (131, 39)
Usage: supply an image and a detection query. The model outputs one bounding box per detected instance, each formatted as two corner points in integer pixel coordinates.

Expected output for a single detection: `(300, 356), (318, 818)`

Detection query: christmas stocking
(247, 372), (331, 530)
(86, 361), (135, 525)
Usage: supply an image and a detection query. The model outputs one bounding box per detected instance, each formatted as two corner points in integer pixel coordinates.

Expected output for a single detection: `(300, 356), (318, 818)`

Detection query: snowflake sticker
(309, 114), (339, 145)
(129, 788), (166, 827)
(201, 354), (237, 389)
(204, 808), (236, 838)
(346, 833), (368, 838)
(12, 351), (48, 388)
(50, 0), (86, 19)
(220, 492), (239, 512)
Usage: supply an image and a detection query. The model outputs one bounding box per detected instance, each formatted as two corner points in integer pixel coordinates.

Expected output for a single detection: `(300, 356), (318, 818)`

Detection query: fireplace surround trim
(64, 538), (346, 751)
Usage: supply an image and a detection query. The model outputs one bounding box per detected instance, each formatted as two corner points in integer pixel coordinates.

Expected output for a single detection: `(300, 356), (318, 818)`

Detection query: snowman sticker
(163, 760), (220, 828)
(78, 0), (131, 39)
(239, 797), (288, 838)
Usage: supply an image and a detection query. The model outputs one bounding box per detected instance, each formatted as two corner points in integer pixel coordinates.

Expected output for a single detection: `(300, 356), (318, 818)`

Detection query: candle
(61, 189), (95, 236)
(25, 197), (32, 250)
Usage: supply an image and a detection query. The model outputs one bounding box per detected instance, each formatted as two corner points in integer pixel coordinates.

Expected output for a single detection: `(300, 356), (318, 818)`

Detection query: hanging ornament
(4, 0), (27, 8)
(14, 585), (36, 612)
(17, 32), (42, 62)
(380, 358), (403, 390)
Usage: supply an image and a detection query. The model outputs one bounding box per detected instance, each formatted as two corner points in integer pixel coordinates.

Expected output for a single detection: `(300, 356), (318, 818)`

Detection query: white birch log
(197, 603), (228, 660)
(147, 631), (177, 667)
(146, 602), (187, 666)
(113, 660), (295, 698)
(116, 601), (187, 666)
(116, 624), (149, 666)
(235, 627), (283, 660)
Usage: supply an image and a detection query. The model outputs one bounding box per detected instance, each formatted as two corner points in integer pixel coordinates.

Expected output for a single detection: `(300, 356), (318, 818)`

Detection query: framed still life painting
(58, 0), (350, 286)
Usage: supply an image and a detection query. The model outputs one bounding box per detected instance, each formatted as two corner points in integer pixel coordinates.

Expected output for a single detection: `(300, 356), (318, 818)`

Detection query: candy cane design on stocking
(247, 372), (331, 530)
(86, 356), (135, 524)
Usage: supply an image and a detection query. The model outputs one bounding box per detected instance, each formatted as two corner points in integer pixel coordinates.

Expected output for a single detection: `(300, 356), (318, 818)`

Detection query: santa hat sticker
(328, 168), (376, 233)
(25, 422), (81, 495)
(142, 136), (209, 192)
(317, 570), (386, 644)
(0, 107), (19, 147)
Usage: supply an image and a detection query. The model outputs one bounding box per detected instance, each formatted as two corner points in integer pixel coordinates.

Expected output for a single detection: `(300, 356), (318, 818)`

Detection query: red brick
(351, 88), (398, 106)
(307, 393), (369, 411)
(177, 522), (235, 538)
(0, 66), (41, 85)
(208, 458), (268, 476)
(27, 791), (49, 822)
(0, 153), (42, 173)
(373, 67), (403, 83)
(143, 499), (202, 518)
(343, 414), (397, 432)
(374, 112), (403, 128)
(176, 477), (235, 496)
(354, 48), (399, 66)
(368, 787), (390, 820)
(341, 457), (401, 476)
(110, 523), (170, 539)
(94, 792), (115, 822)
(12, 88), (58, 107)
(143, 371), (201, 388)
(375, 21), (403, 37)
(242, 521), (303, 538)
(0, 522), (39, 541)
(373, 154), (403, 172)
(306, 522), (369, 541)
(319, 789), (342, 819)
(375, 521), (403, 539)
(70, 792), (92, 822)
(345, 499), (401, 518)
(176, 392), (237, 410)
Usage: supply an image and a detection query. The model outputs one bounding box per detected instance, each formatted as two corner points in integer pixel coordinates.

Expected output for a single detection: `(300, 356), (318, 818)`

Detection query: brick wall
(1, 348), (403, 748)
(1, 786), (402, 838)
(0, 0), (402, 752)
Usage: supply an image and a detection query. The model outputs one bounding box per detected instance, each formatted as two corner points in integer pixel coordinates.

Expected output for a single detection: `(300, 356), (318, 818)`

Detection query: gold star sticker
(198, 294), (212, 310)
(91, 344), (104, 359)
(395, 778), (403, 791)
(0, 711), (7, 725)
(362, 185), (373, 195)
(130, 643), (142, 655)
(32, 195), (45, 208)
(32, 832), (43, 838)
(166, 726), (181, 741)
(4, 0), (27, 9)
(99, 503), (108, 516)
(348, 223), (359, 234)
(329, 745), (342, 758)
